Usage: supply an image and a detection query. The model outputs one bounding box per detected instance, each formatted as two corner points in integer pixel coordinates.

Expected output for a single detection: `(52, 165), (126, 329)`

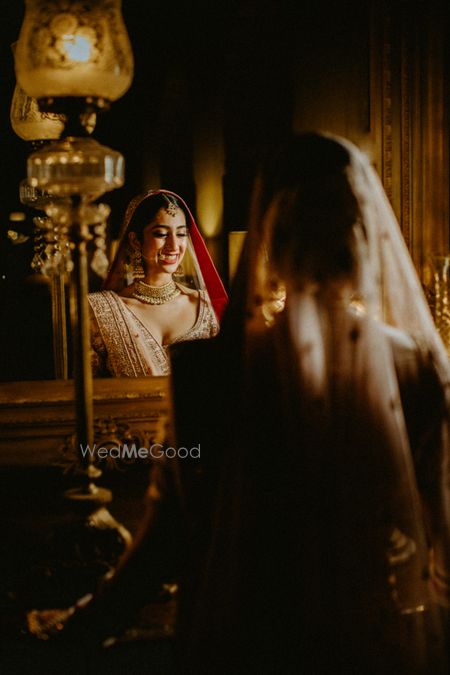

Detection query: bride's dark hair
(265, 134), (362, 285)
(128, 193), (188, 242)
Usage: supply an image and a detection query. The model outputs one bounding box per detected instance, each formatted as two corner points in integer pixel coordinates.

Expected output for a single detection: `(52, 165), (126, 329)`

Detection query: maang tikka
(163, 194), (178, 217)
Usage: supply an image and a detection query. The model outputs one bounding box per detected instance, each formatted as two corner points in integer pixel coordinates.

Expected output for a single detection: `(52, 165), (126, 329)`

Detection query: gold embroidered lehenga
(89, 288), (218, 376)
(88, 189), (226, 376)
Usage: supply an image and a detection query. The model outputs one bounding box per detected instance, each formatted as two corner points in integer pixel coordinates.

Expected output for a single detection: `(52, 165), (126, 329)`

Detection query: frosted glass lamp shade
(15, 0), (134, 102)
(10, 82), (65, 141)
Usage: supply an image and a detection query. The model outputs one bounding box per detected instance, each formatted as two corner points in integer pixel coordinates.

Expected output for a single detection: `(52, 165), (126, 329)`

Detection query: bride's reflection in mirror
(89, 189), (227, 377)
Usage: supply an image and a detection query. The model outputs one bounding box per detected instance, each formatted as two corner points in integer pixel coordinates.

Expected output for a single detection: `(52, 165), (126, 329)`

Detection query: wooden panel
(0, 377), (172, 467)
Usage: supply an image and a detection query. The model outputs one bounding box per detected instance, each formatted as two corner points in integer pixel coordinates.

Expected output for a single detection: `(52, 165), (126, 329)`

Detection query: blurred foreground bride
(182, 132), (450, 673)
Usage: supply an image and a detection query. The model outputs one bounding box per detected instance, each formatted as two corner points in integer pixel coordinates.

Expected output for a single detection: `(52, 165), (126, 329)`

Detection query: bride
(89, 189), (227, 376)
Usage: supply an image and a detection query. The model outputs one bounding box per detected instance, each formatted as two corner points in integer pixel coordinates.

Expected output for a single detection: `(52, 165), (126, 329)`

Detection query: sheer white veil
(194, 132), (450, 672)
(245, 133), (450, 368)
(247, 132), (450, 594)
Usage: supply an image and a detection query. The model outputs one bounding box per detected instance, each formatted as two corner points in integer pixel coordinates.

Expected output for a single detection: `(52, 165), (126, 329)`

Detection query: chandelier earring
(130, 246), (145, 280)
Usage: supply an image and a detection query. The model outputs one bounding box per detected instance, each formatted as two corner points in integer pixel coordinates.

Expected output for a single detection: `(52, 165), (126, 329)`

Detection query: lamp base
(64, 482), (132, 550)
(63, 475), (132, 555)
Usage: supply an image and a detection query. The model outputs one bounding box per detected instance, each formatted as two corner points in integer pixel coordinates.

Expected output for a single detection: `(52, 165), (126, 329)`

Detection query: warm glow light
(15, 0), (134, 101)
(196, 178), (223, 238)
(62, 34), (92, 63)
(193, 133), (224, 237)
(228, 231), (247, 280)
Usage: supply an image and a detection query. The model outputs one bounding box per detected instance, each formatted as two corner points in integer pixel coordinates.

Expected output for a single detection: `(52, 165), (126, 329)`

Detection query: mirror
(1, 2), (449, 382)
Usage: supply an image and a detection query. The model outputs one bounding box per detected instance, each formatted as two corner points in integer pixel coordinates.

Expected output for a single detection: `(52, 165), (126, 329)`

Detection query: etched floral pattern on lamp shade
(10, 81), (65, 141)
(15, 0), (134, 102)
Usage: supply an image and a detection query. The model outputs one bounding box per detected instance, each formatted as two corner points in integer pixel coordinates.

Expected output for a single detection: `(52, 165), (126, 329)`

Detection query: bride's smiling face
(129, 207), (188, 278)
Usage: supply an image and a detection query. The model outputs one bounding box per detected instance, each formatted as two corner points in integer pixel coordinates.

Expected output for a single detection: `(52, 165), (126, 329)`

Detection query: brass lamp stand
(13, 0), (136, 587)
(27, 131), (130, 543)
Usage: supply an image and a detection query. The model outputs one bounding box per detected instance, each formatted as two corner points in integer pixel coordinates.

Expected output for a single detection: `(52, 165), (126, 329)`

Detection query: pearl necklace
(131, 279), (181, 305)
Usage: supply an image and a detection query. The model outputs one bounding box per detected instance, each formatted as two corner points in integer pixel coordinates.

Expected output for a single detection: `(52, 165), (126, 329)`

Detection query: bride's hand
(27, 607), (75, 640)
(26, 593), (93, 640)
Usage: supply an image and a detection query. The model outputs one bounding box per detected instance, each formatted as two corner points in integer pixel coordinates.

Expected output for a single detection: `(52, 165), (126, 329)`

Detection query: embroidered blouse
(89, 290), (219, 377)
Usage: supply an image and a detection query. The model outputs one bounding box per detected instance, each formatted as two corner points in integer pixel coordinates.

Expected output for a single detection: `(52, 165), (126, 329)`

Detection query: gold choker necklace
(131, 279), (181, 305)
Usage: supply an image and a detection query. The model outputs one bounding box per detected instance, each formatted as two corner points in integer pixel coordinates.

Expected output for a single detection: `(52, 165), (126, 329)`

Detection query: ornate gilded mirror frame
(0, 377), (172, 469)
